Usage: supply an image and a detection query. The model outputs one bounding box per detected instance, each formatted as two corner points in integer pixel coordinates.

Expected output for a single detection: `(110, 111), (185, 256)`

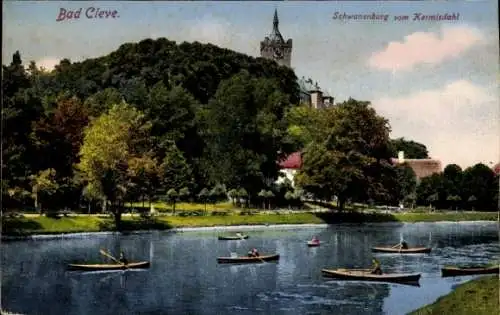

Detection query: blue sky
(3, 1), (499, 168)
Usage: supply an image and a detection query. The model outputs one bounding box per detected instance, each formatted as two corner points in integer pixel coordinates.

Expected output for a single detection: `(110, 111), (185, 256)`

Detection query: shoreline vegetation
(408, 275), (499, 315)
(2, 202), (497, 238)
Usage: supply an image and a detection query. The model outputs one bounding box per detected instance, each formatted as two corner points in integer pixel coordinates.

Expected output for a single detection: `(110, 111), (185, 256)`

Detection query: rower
(371, 258), (382, 275)
(119, 252), (128, 265)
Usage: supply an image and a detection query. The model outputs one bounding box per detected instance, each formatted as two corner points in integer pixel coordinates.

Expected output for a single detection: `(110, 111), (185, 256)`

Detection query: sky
(3, 1), (499, 169)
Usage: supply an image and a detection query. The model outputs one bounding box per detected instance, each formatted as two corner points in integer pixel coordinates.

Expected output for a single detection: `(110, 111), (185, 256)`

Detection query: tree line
(2, 38), (498, 228)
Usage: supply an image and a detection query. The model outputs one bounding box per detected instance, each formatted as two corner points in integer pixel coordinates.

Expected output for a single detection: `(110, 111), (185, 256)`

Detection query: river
(1, 222), (498, 315)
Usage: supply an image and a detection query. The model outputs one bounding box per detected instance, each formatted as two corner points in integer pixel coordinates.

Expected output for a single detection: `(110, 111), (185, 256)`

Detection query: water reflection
(1, 222), (498, 315)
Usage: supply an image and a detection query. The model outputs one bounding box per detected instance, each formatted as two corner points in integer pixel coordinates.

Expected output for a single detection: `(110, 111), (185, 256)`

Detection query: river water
(1, 222), (498, 315)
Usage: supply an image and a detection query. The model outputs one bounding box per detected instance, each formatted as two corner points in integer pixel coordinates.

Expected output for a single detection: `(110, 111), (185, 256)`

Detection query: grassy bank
(1, 211), (497, 237)
(408, 275), (499, 315)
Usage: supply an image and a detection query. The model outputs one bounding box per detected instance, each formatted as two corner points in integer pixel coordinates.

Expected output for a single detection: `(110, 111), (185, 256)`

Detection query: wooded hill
(3, 37), (497, 223)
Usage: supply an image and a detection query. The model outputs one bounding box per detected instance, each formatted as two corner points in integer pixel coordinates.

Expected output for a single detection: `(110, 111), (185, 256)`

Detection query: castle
(260, 9), (333, 109)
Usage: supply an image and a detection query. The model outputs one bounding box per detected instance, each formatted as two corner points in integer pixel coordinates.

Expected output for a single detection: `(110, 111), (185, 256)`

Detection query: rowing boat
(217, 235), (249, 240)
(217, 253), (280, 264)
(371, 246), (431, 254)
(441, 265), (499, 277)
(307, 241), (321, 247)
(67, 261), (150, 271)
(322, 268), (421, 284)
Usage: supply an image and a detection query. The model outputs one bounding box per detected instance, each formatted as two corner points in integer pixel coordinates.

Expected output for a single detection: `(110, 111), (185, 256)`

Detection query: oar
(100, 248), (123, 264)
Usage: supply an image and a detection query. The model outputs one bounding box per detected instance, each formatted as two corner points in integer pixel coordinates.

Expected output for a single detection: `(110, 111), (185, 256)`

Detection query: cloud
(373, 80), (499, 168)
(368, 26), (484, 72)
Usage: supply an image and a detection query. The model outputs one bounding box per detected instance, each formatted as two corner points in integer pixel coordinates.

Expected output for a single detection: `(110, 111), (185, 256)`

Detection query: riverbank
(408, 275), (499, 315)
(1, 211), (497, 238)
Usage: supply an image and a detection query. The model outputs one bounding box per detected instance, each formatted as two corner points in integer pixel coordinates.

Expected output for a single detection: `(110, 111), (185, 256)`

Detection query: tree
(390, 137), (429, 159)
(29, 168), (59, 213)
(31, 96), (89, 178)
(447, 195), (461, 210)
(427, 193), (438, 210)
(127, 155), (159, 207)
(197, 188), (210, 213)
(237, 188), (248, 208)
(77, 102), (152, 229)
(166, 188), (179, 214)
(228, 189), (239, 206)
(394, 163), (417, 204)
(461, 163), (496, 210)
(200, 71), (295, 201)
(159, 143), (194, 193)
(179, 187), (191, 203)
(296, 99), (393, 210)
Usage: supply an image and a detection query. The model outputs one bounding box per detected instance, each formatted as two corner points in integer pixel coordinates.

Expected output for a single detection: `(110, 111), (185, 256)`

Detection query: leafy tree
(166, 189), (179, 214)
(390, 137), (429, 159)
(427, 193), (438, 209)
(159, 143), (194, 193)
(258, 189), (267, 209)
(461, 163), (496, 210)
(394, 163), (417, 204)
(31, 96), (89, 178)
(200, 71), (295, 201)
(29, 168), (59, 213)
(77, 102), (152, 229)
(447, 195), (461, 210)
(197, 188), (210, 213)
(127, 154), (159, 207)
(228, 189), (239, 206)
(209, 184), (227, 204)
(296, 99), (393, 210)
(237, 188), (248, 208)
(83, 88), (123, 118)
(179, 187), (191, 202)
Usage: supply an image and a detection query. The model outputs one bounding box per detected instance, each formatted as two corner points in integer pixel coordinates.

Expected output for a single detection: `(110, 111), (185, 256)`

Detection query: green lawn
(2, 210), (497, 236)
(408, 275), (499, 315)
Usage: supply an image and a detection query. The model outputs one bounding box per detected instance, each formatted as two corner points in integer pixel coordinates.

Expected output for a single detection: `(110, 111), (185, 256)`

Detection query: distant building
(260, 9), (333, 109)
(492, 163), (500, 176)
(276, 152), (302, 187)
(390, 151), (442, 180)
(260, 9), (292, 68)
(297, 77), (334, 109)
(276, 150), (443, 186)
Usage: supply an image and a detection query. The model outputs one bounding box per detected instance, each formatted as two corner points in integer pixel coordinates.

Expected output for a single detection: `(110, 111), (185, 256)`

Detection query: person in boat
(371, 258), (383, 275)
(119, 252), (128, 265)
(311, 236), (320, 244)
(248, 248), (259, 257)
(392, 238), (409, 249)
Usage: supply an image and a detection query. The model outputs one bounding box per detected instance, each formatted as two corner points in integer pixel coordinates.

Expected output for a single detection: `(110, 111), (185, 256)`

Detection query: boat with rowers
(217, 253), (280, 264)
(441, 265), (499, 277)
(68, 261), (150, 271)
(322, 268), (421, 284)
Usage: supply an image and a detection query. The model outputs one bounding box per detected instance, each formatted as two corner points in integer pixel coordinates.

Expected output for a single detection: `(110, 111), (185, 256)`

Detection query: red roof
(279, 152), (302, 169)
(493, 163), (500, 175)
(391, 158), (442, 179)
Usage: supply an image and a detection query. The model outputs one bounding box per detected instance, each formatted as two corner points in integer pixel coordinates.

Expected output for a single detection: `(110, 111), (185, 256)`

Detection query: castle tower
(260, 9), (292, 68)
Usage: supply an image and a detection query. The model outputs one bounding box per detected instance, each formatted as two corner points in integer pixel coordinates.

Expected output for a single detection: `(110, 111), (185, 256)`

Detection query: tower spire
(273, 8), (279, 29)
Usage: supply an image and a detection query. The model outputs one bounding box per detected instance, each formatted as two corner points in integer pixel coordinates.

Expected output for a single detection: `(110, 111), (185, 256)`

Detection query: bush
(211, 211), (229, 216)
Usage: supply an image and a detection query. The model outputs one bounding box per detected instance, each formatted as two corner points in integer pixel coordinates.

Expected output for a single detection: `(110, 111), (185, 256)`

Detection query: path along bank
(1, 211), (497, 240)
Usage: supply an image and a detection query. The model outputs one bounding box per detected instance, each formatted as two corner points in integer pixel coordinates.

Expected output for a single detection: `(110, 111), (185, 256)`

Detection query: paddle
(100, 248), (127, 268)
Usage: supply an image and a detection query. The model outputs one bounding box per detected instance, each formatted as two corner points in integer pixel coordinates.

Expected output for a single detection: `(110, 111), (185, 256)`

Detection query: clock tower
(260, 9), (292, 68)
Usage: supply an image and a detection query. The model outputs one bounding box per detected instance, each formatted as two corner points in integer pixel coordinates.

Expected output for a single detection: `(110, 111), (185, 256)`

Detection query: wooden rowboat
(372, 246), (431, 254)
(67, 261), (150, 271)
(322, 268), (421, 284)
(441, 265), (499, 277)
(217, 235), (249, 240)
(307, 241), (321, 247)
(217, 253), (280, 264)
